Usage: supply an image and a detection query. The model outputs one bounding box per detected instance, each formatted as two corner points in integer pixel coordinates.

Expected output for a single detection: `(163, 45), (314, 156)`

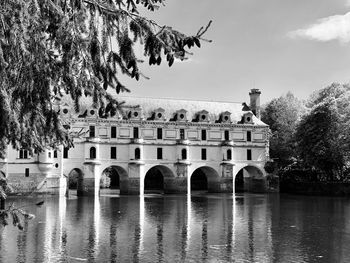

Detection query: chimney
(249, 89), (261, 119)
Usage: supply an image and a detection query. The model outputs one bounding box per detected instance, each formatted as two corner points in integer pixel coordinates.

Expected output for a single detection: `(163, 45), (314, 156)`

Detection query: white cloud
(288, 12), (350, 43)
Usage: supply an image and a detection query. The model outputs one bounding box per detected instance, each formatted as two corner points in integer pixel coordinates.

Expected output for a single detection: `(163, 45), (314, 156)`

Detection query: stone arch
(235, 165), (266, 193)
(190, 166), (221, 193)
(100, 165), (128, 194)
(68, 168), (84, 196)
(144, 165), (175, 194)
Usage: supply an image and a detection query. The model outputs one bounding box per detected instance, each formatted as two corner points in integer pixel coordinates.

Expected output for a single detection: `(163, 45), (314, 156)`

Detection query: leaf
(35, 201), (44, 207)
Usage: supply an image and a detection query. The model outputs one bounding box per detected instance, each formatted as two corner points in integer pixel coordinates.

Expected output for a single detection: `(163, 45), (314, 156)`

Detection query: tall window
(180, 129), (185, 140)
(247, 149), (252, 160)
(111, 126), (117, 138)
(25, 168), (29, 177)
(201, 148), (207, 160)
(90, 147), (96, 159)
(224, 130), (229, 141)
(181, 149), (187, 160)
(157, 148), (163, 160)
(133, 127), (139, 139)
(247, 131), (252, 142)
(89, 126), (95, 137)
(19, 149), (28, 159)
(63, 147), (69, 159)
(48, 152), (52, 158)
(227, 149), (232, 160)
(53, 150), (57, 158)
(110, 147), (117, 159)
(135, 148), (141, 160)
(201, 129), (207, 140)
(157, 128), (163, 139)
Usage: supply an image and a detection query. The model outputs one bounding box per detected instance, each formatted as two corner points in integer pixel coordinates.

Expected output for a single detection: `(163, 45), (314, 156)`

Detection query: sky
(120, 0), (350, 104)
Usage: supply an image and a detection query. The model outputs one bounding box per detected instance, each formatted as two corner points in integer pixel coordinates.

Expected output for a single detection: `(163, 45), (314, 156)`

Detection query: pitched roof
(61, 95), (268, 126)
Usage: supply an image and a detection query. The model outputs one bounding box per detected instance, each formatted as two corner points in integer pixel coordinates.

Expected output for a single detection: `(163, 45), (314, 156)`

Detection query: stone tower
(249, 89), (261, 119)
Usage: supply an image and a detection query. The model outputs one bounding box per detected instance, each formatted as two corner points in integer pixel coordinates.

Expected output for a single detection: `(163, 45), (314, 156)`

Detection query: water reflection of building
(0, 90), (270, 195)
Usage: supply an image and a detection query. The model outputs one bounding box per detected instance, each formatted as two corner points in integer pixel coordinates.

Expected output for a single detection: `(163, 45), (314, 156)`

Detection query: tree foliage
(261, 92), (305, 164)
(0, 173), (38, 230)
(295, 83), (350, 181)
(0, 0), (211, 157)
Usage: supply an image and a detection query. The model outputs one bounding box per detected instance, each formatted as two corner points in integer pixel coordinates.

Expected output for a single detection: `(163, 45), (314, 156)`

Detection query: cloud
(288, 12), (350, 43)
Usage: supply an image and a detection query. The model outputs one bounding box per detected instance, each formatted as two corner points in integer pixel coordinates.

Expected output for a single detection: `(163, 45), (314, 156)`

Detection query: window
(53, 150), (57, 158)
(180, 129), (185, 140)
(157, 128), (163, 139)
(224, 130), (229, 141)
(19, 149), (28, 159)
(247, 149), (252, 160)
(247, 131), (252, 142)
(25, 168), (29, 177)
(135, 148), (141, 160)
(201, 148), (207, 160)
(89, 126), (95, 138)
(133, 127), (139, 139)
(227, 149), (232, 160)
(157, 148), (163, 160)
(181, 149), (187, 160)
(111, 126), (117, 138)
(63, 148), (69, 159)
(90, 147), (96, 159)
(48, 152), (51, 158)
(110, 147), (117, 159)
(201, 129), (207, 140)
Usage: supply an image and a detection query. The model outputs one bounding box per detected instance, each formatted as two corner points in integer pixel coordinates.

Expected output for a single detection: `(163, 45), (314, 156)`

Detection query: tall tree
(295, 99), (345, 180)
(261, 92), (305, 165)
(0, 0), (211, 157)
(295, 83), (350, 180)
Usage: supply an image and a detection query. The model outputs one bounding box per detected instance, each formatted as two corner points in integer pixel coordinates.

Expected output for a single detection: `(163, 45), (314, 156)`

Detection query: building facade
(0, 89), (271, 195)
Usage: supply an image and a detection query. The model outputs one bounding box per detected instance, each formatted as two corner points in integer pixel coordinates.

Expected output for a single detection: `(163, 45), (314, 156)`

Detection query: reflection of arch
(144, 165), (175, 194)
(190, 166), (220, 193)
(100, 166), (128, 194)
(90, 147), (96, 159)
(68, 168), (84, 196)
(235, 165), (266, 193)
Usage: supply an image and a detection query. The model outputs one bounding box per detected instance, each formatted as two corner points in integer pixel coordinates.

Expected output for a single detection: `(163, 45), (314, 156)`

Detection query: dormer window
(175, 109), (187, 122)
(194, 110), (209, 122)
(127, 107), (142, 120)
(154, 107), (165, 121)
(88, 108), (97, 118)
(242, 112), (254, 124)
(60, 103), (70, 117)
(217, 111), (231, 123)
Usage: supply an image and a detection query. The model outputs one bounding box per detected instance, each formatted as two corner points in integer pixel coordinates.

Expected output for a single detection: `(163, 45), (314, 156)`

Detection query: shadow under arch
(68, 168), (84, 196)
(235, 165), (266, 193)
(144, 165), (175, 194)
(190, 166), (221, 193)
(100, 166), (128, 194)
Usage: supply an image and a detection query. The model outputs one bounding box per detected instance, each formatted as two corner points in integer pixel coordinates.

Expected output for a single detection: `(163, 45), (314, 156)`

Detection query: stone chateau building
(0, 89), (271, 195)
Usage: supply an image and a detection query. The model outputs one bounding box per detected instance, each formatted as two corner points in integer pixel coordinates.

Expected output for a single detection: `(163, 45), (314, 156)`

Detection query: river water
(1, 192), (350, 263)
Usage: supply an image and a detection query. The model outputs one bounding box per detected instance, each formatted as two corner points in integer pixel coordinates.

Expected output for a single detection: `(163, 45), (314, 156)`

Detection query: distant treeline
(262, 83), (350, 183)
